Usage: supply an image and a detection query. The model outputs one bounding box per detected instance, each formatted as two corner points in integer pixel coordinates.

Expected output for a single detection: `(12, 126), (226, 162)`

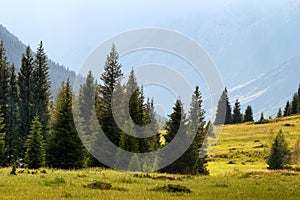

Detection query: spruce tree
(0, 107), (6, 166)
(122, 69), (152, 153)
(277, 107), (282, 118)
(0, 41), (9, 129)
(96, 44), (123, 146)
(118, 70), (140, 153)
(291, 93), (298, 115)
(78, 71), (97, 167)
(18, 46), (34, 157)
(244, 105), (254, 122)
(267, 130), (290, 169)
(32, 41), (51, 138)
(46, 80), (84, 169)
(164, 100), (185, 143)
(25, 116), (45, 169)
(260, 112), (264, 121)
(141, 98), (160, 152)
(118, 69), (140, 154)
(187, 86), (209, 175)
(6, 65), (19, 163)
(127, 69), (144, 127)
(78, 70), (96, 134)
(283, 101), (291, 117)
(232, 99), (242, 124)
(160, 99), (189, 174)
(214, 88), (232, 125)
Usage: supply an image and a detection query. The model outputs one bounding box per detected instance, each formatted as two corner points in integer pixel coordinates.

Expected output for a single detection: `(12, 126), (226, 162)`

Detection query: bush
(149, 184), (191, 193)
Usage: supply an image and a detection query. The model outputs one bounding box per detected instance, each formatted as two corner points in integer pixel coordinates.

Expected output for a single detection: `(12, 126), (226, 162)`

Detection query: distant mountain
(120, 0), (300, 118)
(0, 24), (81, 96)
(3, 1), (300, 118)
(229, 54), (300, 118)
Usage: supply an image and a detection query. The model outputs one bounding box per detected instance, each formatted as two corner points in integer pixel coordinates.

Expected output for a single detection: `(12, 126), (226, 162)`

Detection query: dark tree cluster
(0, 42), (211, 174)
(0, 41), (51, 167)
(78, 46), (209, 174)
(1, 39), (299, 174)
(214, 88), (253, 125)
(279, 85), (300, 117)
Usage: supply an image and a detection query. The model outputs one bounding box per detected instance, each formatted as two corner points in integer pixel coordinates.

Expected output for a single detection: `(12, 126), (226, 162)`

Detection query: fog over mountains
(122, 0), (300, 119)
(1, 0), (300, 119)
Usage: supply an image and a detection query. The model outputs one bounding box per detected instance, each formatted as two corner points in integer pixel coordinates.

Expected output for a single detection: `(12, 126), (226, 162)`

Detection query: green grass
(208, 115), (300, 176)
(0, 168), (299, 200)
(0, 115), (300, 199)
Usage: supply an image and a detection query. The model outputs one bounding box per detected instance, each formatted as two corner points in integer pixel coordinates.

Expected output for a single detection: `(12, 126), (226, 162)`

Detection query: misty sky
(0, 0), (234, 71)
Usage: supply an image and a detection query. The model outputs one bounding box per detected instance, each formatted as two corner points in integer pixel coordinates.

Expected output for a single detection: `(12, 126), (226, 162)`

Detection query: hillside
(0, 24), (80, 95)
(208, 115), (300, 176)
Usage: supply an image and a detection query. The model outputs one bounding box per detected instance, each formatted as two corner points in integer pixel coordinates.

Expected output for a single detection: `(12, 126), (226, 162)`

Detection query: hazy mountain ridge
(2, 0), (300, 118)
(230, 54), (300, 118)
(116, 0), (300, 119)
(0, 24), (80, 96)
(159, 0), (300, 118)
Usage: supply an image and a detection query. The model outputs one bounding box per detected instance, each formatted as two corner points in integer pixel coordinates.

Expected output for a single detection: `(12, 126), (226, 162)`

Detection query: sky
(0, 0), (233, 72)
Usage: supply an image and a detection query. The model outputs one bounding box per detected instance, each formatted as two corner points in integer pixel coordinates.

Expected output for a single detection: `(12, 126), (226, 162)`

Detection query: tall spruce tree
(0, 41), (9, 130)
(18, 46), (34, 157)
(140, 98), (160, 171)
(160, 99), (189, 174)
(25, 116), (45, 169)
(119, 69), (140, 152)
(96, 44), (123, 146)
(267, 130), (290, 169)
(283, 101), (291, 117)
(6, 65), (19, 163)
(78, 70), (96, 134)
(32, 41), (51, 138)
(141, 98), (160, 152)
(291, 93), (298, 115)
(46, 80), (84, 169)
(78, 71), (97, 167)
(187, 86), (209, 175)
(215, 88), (232, 125)
(244, 105), (254, 122)
(0, 107), (6, 166)
(164, 100), (185, 143)
(232, 99), (242, 124)
(123, 69), (150, 153)
(119, 70), (139, 153)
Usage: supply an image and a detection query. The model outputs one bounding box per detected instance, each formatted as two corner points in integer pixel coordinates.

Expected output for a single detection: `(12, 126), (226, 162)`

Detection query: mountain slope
(164, 0), (300, 87)
(0, 24), (78, 96)
(229, 54), (300, 118)
(122, 0), (300, 118)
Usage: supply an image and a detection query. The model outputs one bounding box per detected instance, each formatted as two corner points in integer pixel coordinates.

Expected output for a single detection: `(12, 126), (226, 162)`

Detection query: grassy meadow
(1, 115), (300, 199)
